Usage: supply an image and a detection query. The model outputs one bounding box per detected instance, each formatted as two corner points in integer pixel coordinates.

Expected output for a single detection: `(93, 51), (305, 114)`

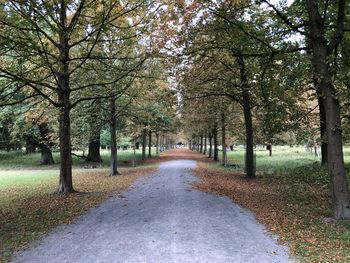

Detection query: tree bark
(142, 128), (147, 160)
(25, 135), (36, 154)
(86, 133), (102, 163)
(209, 134), (213, 158)
(318, 96), (328, 166)
(57, 5), (73, 193)
(40, 145), (54, 165)
(156, 132), (159, 156)
(197, 136), (200, 151)
(221, 112), (227, 167)
(213, 122), (219, 162)
(38, 122), (54, 165)
(58, 103), (74, 193)
(237, 56), (255, 178)
(306, 0), (350, 218)
(109, 98), (119, 176)
(148, 130), (152, 157)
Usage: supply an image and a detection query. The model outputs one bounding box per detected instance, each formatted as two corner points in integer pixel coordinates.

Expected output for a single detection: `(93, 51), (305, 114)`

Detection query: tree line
(169, 0), (350, 219)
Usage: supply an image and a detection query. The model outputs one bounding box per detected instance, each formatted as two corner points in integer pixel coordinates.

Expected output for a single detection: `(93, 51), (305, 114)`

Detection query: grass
(1, 146), (350, 262)
(0, 148), (159, 170)
(0, 149), (159, 263)
(192, 146), (350, 262)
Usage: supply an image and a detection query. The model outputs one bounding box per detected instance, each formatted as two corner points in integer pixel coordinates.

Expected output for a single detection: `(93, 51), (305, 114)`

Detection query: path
(12, 160), (293, 263)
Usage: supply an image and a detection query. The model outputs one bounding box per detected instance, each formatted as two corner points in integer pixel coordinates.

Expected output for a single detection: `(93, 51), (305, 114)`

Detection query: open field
(0, 148), (159, 170)
(1, 147), (350, 262)
(0, 150), (158, 262)
(190, 147), (350, 263)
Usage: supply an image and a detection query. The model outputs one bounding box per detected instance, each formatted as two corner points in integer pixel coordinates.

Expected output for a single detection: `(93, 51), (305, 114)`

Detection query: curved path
(12, 160), (294, 263)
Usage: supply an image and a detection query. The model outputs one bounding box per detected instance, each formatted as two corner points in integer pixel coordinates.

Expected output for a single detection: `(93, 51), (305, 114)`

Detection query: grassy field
(192, 146), (350, 262)
(0, 149), (158, 262)
(0, 148), (158, 170)
(208, 145), (350, 181)
(1, 146), (350, 262)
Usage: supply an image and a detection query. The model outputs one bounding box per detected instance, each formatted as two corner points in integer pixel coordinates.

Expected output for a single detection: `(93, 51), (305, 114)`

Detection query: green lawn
(225, 145), (320, 173)
(0, 148), (159, 170)
(0, 170), (58, 188)
(203, 145), (350, 185)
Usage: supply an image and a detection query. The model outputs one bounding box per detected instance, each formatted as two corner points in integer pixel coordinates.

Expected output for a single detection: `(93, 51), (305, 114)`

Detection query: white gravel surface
(12, 160), (294, 263)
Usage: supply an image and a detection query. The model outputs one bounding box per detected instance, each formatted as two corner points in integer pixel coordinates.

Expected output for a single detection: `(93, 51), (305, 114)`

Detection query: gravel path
(12, 160), (294, 263)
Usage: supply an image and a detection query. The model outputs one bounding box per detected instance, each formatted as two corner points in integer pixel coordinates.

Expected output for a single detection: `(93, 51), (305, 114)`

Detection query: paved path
(12, 160), (294, 263)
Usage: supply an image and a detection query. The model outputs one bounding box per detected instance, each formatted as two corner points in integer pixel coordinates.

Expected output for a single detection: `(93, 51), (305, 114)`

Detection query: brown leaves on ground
(143, 148), (211, 164)
(0, 166), (155, 263)
(192, 157), (350, 263)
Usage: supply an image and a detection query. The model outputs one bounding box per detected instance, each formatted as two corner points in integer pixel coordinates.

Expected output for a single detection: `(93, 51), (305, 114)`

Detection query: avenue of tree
(0, 0), (350, 219)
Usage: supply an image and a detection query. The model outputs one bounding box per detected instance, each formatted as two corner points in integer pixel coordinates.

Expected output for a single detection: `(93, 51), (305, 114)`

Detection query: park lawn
(0, 148), (159, 170)
(0, 165), (156, 263)
(193, 148), (350, 263)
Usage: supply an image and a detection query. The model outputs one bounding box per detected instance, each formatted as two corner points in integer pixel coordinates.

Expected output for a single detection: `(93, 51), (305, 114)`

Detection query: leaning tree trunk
(221, 112), (227, 167)
(213, 123), (219, 162)
(109, 98), (119, 176)
(148, 130), (152, 157)
(86, 133), (102, 163)
(306, 0), (350, 219)
(38, 122), (54, 165)
(237, 56), (255, 178)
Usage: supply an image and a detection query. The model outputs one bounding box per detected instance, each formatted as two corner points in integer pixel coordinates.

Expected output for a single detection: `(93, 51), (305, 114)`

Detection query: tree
(0, 1), (153, 192)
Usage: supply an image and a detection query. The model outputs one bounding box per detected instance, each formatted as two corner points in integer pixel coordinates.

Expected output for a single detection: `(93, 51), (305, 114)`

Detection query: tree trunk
(306, 0), (350, 219)
(135, 142), (140, 150)
(38, 122), (54, 165)
(200, 135), (203, 153)
(86, 133), (102, 163)
(148, 130), (152, 157)
(25, 135), (36, 154)
(167, 134), (171, 149)
(221, 112), (227, 167)
(132, 141), (136, 167)
(156, 132), (159, 156)
(209, 134), (213, 158)
(58, 103), (74, 193)
(162, 134), (166, 151)
(213, 123), (219, 162)
(142, 128), (147, 160)
(109, 98), (119, 176)
(318, 96), (328, 166)
(57, 8), (73, 193)
(203, 135), (207, 155)
(40, 144), (54, 165)
(237, 56), (255, 178)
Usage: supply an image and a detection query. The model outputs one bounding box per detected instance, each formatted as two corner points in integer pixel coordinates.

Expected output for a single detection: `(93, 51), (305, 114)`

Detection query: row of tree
(0, 1), (178, 193)
(169, 1), (350, 219)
